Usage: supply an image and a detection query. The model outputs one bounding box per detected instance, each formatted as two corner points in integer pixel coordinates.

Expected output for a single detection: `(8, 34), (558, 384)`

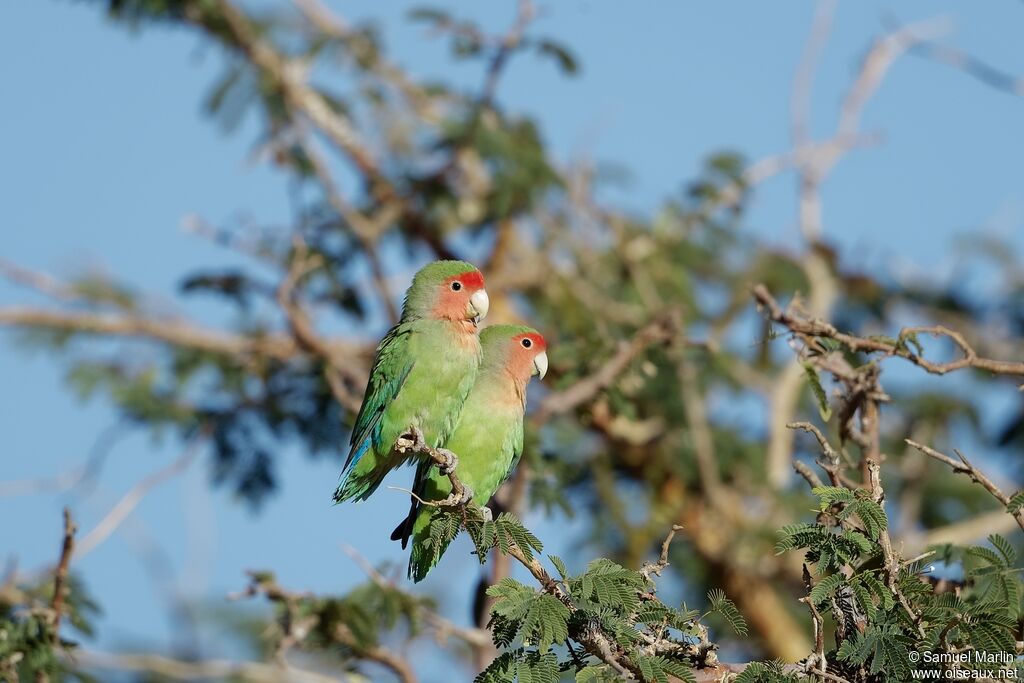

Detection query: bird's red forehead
(444, 269), (485, 290)
(514, 332), (547, 351)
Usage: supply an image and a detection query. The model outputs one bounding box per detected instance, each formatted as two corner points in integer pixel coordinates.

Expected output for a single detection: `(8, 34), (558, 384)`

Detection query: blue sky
(2, 0), (1023, 675)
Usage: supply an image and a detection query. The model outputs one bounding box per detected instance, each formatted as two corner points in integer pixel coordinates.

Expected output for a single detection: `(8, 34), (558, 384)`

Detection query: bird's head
(481, 324), (548, 384)
(403, 260), (489, 326)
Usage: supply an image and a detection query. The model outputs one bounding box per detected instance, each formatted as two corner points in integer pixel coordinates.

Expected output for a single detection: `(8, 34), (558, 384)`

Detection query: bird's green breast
(379, 319), (481, 460)
(422, 373), (525, 505)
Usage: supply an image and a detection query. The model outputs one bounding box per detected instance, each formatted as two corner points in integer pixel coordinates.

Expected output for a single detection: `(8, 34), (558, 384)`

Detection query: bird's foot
(479, 505), (493, 522)
(437, 484), (474, 508)
(435, 447), (459, 475)
(396, 426), (427, 454)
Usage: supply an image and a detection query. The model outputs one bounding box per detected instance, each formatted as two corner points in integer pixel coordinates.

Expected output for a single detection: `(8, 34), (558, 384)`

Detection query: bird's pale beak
(469, 289), (490, 325)
(533, 351), (548, 379)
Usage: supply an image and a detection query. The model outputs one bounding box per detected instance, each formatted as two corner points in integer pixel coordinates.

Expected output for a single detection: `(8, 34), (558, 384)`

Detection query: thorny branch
(905, 439), (1024, 532)
(800, 564), (829, 682)
(754, 284), (1024, 378)
(640, 525), (684, 580)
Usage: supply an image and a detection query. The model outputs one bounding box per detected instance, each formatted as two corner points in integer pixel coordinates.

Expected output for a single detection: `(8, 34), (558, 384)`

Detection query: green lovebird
(333, 260), (490, 503)
(391, 324), (549, 582)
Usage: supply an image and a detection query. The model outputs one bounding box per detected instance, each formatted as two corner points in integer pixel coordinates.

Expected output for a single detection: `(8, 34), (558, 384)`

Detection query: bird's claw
(479, 505), (493, 522)
(436, 448), (459, 475)
(396, 426), (427, 454)
(437, 484), (474, 508)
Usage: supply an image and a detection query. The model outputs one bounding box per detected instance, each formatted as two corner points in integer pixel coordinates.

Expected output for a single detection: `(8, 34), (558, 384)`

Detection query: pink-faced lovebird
(333, 260), (490, 503)
(391, 324), (548, 582)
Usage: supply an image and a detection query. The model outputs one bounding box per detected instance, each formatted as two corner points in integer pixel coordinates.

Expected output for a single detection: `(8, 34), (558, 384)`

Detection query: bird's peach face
(432, 270), (489, 325)
(509, 332), (548, 381)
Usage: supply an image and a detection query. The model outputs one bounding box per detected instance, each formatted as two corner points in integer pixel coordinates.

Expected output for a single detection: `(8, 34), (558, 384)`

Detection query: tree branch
(754, 284), (1024, 377)
(70, 649), (342, 683)
(50, 508), (77, 644)
(75, 435), (205, 560)
(905, 439), (1024, 532)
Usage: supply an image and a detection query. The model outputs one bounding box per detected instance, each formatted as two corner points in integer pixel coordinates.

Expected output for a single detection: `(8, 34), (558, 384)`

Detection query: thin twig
(75, 436), (205, 559)
(640, 525), (684, 580)
(50, 508), (77, 643)
(906, 439), (1024, 532)
(69, 649), (341, 683)
(340, 545), (491, 648)
(755, 285), (1024, 377)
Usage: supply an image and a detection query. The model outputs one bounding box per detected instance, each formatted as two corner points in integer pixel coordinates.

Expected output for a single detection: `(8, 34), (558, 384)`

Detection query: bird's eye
(450, 281), (462, 291)
(521, 338), (532, 348)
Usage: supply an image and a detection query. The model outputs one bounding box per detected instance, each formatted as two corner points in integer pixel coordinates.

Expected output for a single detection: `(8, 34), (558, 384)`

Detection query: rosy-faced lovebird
(391, 324), (548, 582)
(333, 260), (490, 503)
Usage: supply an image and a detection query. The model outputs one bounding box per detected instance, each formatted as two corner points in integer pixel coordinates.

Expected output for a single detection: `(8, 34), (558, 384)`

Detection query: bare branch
(906, 439), (1024, 532)
(204, 0), (384, 185)
(340, 545), (491, 649)
(793, 460), (826, 490)
(0, 258), (80, 302)
(0, 307), (302, 361)
(69, 649), (341, 683)
(290, 136), (400, 324)
(837, 18), (951, 140)
(394, 427), (471, 508)
(50, 508), (77, 643)
(291, 0), (446, 124)
(910, 36), (1024, 97)
(75, 436), (205, 559)
(640, 525), (684, 580)
(754, 284), (1024, 377)
(230, 570), (418, 683)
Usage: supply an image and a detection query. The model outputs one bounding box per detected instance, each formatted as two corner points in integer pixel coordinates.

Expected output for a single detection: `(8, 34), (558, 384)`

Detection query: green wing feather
(334, 324), (414, 502)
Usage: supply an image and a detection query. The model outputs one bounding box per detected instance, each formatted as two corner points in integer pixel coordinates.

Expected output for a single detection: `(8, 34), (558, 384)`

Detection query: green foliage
(706, 588), (748, 637)
(1006, 490), (1024, 515)
(487, 578), (570, 651)
(307, 578), (430, 651)
(478, 519), (731, 682)
(425, 506), (545, 571)
(0, 574), (99, 681)
(733, 660), (802, 683)
(811, 486), (888, 540)
(837, 624), (914, 681)
(633, 654), (696, 683)
(474, 648), (561, 683)
(778, 490), (1022, 680)
(801, 363), (833, 421)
